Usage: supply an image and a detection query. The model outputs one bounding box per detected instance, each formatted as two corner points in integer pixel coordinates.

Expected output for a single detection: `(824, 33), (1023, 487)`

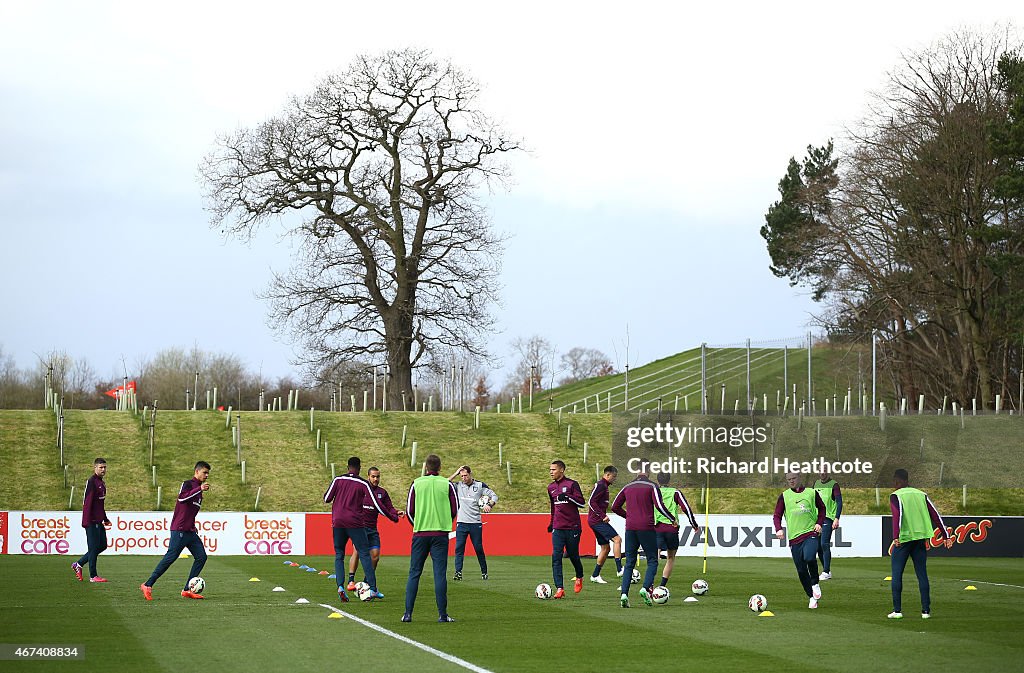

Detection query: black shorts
(590, 522), (619, 546)
(365, 528), (381, 550)
(657, 530), (680, 551)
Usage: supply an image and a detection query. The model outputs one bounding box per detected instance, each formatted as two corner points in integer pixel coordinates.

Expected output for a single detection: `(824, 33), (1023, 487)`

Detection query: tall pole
(746, 338), (751, 412)
(871, 329), (877, 416)
(530, 365), (536, 411)
(806, 332), (812, 408)
(624, 364), (630, 412)
(700, 343), (707, 415)
(783, 345), (788, 401)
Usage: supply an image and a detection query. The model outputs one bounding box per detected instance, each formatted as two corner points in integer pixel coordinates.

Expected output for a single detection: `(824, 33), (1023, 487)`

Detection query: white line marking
(960, 579), (1024, 589)
(318, 604), (495, 673)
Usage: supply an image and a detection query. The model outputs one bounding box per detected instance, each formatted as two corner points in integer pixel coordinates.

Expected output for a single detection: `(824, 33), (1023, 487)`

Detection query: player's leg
(428, 535), (450, 618)
(404, 536), (430, 617)
(86, 523), (104, 578)
(790, 540), (813, 597)
(593, 540), (610, 579)
(468, 523), (487, 575)
(890, 541), (911, 614)
(908, 540), (930, 614)
(660, 542), (678, 588)
(802, 537), (821, 600)
(565, 529), (584, 591)
(818, 519), (833, 577)
(348, 546), (360, 586)
(145, 530), (187, 587)
(638, 531), (660, 591)
(550, 530), (566, 590)
(333, 527), (350, 592)
(621, 530), (640, 595)
(365, 529), (382, 595)
(349, 527), (377, 591)
(612, 534), (623, 575)
(183, 532), (208, 590)
(453, 523), (469, 577)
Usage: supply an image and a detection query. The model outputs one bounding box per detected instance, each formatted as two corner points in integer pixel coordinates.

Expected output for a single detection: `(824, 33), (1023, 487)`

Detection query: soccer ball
(748, 594), (768, 612)
(535, 583), (552, 599)
(630, 568), (641, 584)
(187, 576), (205, 594)
(478, 496), (491, 509)
(651, 586), (670, 604)
(691, 579), (709, 595)
(358, 585), (376, 602)
(354, 581), (370, 595)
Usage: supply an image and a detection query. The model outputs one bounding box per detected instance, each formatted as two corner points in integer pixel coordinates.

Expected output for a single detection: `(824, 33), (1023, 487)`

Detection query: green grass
(1, 555), (1020, 672)
(2, 409), (1021, 514)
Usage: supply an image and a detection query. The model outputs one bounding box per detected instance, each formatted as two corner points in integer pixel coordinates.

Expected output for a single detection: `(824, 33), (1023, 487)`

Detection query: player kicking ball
(773, 472), (825, 609)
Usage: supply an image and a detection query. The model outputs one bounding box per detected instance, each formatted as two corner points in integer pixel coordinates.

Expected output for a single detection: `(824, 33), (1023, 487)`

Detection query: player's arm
(482, 483), (498, 505)
(676, 491), (699, 531)
(564, 481), (586, 509)
(889, 493), (901, 546)
(380, 489), (401, 522)
(322, 477), (339, 504)
(81, 478), (95, 518)
(587, 482), (602, 518)
(547, 489), (555, 533)
(812, 491), (825, 534)
(405, 484), (416, 526)
(926, 495), (952, 546)
(179, 480), (203, 501)
(448, 482), (459, 520)
(833, 484), (843, 527)
(772, 494), (786, 539)
(610, 489), (627, 519)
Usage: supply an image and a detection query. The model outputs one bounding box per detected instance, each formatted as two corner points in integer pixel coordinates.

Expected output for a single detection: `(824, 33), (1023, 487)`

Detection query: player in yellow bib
(888, 469), (952, 620)
(773, 472), (826, 609)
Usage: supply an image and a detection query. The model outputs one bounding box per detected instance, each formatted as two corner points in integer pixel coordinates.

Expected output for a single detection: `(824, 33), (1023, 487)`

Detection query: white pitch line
(318, 604), (494, 673)
(960, 579), (1024, 589)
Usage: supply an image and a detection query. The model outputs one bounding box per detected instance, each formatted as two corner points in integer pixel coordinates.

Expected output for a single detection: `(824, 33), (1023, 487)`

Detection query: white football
(535, 583), (552, 599)
(691, 579), (709, 595)
(354, 581), (370, 594)
(478, 496), (491, 508)
(187, 576), (205, 594)
(748, 594), (768, 612)
(651, 586), (670, 604)
(630, 568), (641, 584)
(358, 585), (376, 601)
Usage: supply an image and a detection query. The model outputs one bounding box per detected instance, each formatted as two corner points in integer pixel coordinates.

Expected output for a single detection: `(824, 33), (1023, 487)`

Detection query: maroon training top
(81, 474), (107, 527)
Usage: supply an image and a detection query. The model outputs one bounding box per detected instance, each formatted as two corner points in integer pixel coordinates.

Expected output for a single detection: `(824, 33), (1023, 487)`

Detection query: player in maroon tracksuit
(140, 461), (211, 600)
(324, 456), (391, 601)
(72, 458), (111, 582)
(611, 473), (676, 607)
(547, 460), (586, 598)
(587, 465), (623, 583)
(346, 466), (403, 593)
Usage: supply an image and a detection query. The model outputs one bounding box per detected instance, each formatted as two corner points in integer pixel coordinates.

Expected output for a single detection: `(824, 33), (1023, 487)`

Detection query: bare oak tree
(201, 49), (519, 408)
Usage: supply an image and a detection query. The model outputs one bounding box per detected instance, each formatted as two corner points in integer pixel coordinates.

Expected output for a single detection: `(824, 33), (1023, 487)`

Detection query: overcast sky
(0, 2), (1018, 386)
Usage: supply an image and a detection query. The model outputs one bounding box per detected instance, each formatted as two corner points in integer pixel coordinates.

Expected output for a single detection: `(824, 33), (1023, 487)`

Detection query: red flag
(104, 380), (137, 398)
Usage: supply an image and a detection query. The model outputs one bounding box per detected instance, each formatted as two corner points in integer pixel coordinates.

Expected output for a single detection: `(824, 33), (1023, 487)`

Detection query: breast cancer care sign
(4, 512), (305, 555)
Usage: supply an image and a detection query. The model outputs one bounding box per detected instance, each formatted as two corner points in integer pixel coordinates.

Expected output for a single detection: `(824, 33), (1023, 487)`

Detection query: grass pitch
(1, 554), (1020, 672)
